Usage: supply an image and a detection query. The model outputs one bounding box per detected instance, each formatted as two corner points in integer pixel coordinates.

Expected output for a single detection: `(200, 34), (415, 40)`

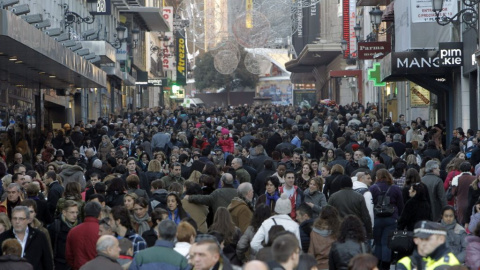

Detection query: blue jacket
(128, 240), (190, 270)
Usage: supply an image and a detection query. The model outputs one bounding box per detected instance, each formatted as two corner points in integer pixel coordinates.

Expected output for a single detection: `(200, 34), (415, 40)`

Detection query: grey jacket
(236, 225), (256, 262)
(188, 187), (237, 214)
(442, 221), (467, 263)
(421, 173), (447, 221)
(304, 189), (327, 217)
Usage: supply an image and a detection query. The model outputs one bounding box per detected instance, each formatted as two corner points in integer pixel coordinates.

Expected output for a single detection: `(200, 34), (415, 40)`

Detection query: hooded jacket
(465, 235), (480, 270)
(308, 228), (336, 270)
(59, 164), (86, 190)
(227, 197), (253, 233)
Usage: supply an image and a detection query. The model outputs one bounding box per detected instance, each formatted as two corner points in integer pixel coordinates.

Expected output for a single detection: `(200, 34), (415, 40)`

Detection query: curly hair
(337, 215), (366, 243)
(313, 205), (341, 238)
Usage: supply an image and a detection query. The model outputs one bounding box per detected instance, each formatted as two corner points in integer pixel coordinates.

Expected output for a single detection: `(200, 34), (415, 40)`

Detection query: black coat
(46, 181), (64, 218)
(122, 170), (150, 196)
(48, 219), (74, 270)
(323, 172), (343, 200)
(0, 227), (53, 270)
(397, 196), (432, 231)
(329, 239), (371, 270)
(299, 218), (314, 253)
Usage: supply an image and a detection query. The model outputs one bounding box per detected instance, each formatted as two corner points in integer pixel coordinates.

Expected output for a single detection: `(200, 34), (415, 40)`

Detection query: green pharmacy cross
(368, 63), (386, 87)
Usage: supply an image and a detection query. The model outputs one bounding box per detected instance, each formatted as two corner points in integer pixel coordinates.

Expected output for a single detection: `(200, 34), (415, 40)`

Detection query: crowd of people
(0, 102), (478, 270)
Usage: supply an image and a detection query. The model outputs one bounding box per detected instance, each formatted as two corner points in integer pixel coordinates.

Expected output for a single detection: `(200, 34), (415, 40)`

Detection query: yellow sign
(246, 0), (253, 29)
(410, 83), (430, 107)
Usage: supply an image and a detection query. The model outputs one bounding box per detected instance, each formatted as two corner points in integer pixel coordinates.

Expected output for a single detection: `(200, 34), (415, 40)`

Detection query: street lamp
(354, 23), (362, 41)
(341, 39), (348, 53)
(369, 7), (383, 30)
(131, 29), (140, 48)
(107, 26), (127, 49)
(63, 1), (97, 26)
(432, 0), (479, 30)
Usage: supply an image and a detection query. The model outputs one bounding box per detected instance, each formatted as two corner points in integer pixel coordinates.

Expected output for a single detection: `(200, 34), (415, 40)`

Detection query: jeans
(373, 216), (396, 262)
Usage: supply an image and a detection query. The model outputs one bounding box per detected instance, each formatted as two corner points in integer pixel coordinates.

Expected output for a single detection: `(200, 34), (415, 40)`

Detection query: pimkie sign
(439, 42), (463, 67)
(357, 42), (391, 60)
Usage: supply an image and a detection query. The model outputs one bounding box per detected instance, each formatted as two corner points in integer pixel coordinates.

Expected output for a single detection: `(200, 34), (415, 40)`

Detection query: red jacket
(218, 137), (234, 153)
(66, 217), (99, 270)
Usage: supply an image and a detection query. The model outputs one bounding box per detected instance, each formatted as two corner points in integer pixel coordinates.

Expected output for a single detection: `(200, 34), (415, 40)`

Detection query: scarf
(265, 191), (280, 206)
(132, 213), (150, 235)
(440, 220), (456, 232)
(168, 208), (181, 224)
(61, 214), (78, 229)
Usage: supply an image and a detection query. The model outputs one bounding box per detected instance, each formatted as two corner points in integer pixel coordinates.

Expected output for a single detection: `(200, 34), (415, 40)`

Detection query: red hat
(352, 144), (360, 151)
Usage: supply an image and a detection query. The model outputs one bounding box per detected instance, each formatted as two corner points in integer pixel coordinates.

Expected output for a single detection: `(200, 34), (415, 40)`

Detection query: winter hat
(274, 193), (292, 215)
(221, 128), (229, 135)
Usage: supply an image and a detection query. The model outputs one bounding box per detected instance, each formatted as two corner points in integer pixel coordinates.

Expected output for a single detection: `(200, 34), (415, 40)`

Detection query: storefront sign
(176, 32), (187, 85)
(439, 42), (463, 67)
(392, 51), (446, 73)
(358, 42), (391, 60)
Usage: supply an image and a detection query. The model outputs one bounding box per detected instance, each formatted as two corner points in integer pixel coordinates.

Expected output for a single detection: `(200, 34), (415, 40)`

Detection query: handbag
(387, 229), (414, 253)
(373, 185), (395, 217)
(446, 184), (454, 201)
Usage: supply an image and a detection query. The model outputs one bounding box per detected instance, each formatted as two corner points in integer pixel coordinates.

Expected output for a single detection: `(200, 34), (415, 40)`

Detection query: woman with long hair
(321, 149), (335, 166)
(398, 182), (432, 231)
(296, 163), (314, 191)
(309, 205), (341, 270)
(236, 203), (271, 262)
(323, 164), (345, 200)
(320, 165), (331, 179)
(136, 152), (150, 172)
(256, 176), (281, 213)
(440, 206), (467, 263)
(166, 193), (189, 224)
(209, 207), (242, 266)
(79, 136), (96, 157)
(132, 197), (152, 235)
(97, 135), (114, 161)
(123, 192), (138, 214)
(328, 215), (371, 270)
(304, 177), (327, 218)
(392, 160), (407, 187)
(369, 169), (404, 269)
(402, 168), (430, 204)
(444, 158), (464, 206)
(145, 159), (165, 184)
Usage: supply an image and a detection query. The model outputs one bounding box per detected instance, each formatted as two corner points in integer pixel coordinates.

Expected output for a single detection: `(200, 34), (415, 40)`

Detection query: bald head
(96, 235), (120, 259)
(243, 260), (268, 270)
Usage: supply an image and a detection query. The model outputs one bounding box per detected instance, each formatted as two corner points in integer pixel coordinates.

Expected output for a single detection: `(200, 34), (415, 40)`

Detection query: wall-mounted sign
(176, 32), (187, 86)
(411, 0), (457, 23)
(368, 63), (386, 87)
(90, 0), (111, 15)
(358, 42), (391, 60)
(410, 82), (430, 106)
(439, 42), (463, 67)
(392, 51), (446, 73)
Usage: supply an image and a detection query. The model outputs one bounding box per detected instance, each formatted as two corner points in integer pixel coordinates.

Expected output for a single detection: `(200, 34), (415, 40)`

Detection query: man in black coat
(0, 206), (53, 270)
(254, 160), (276, 196)
(48, 200), (79, 270)
(44, 171), (64, 219)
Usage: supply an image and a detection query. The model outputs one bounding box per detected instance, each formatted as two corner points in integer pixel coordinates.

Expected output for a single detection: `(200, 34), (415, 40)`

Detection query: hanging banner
(246, 0), (253, 28)
(162, 6), (175, 71)
(176, 32), (187, 85)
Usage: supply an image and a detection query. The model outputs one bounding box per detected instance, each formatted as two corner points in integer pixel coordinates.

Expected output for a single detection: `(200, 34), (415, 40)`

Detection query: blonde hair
(187, 170), (202, 183)
(148, 159), (162, 172)
(0, 213), (11, 231)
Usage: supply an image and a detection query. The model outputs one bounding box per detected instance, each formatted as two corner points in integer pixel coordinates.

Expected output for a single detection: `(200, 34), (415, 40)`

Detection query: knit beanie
(274, 193), (292, 215)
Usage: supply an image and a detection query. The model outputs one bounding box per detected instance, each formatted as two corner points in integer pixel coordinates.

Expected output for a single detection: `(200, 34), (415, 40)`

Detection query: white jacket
(352, 181), (374, 228)
(250, 214), (301, 252)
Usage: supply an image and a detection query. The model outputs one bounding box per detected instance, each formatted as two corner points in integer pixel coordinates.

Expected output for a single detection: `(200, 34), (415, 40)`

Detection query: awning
(101, 62), (124, 80)
(356, 0), (390, 6)
(285, 43), (342, 73)
(381, 1), (394, 22)
(80, 41), (117, 64)
(120, 7), (170, 32)
(0, 9), (107, 89)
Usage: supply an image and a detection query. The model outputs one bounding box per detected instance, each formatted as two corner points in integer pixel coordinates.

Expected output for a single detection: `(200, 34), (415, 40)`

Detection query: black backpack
(373, 185), (395, 217)
(354, 187), (369, 196)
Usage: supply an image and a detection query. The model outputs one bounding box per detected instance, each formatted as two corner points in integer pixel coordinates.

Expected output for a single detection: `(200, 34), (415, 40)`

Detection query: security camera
(34, 19), (51, 29)
(76, 49), (90, 56)
(11, 4), (30, 15)
(89, 56), (101, 64)
(69, 43), (83, 52)
(54, 33), (70, 42)
(84, 53), (96, 60)
(0, 0), (19, 9)
(44, 28), (62, 36)
(22, 14), (42, 23)
(62, 40), (76, 47)
(82, 28), (97, 39)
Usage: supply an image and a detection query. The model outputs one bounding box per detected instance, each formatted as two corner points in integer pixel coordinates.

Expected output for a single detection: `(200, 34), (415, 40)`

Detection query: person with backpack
(353, 172), (374, 228)
(48, 200), (79, 270)
(369, 168), (404, 270)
